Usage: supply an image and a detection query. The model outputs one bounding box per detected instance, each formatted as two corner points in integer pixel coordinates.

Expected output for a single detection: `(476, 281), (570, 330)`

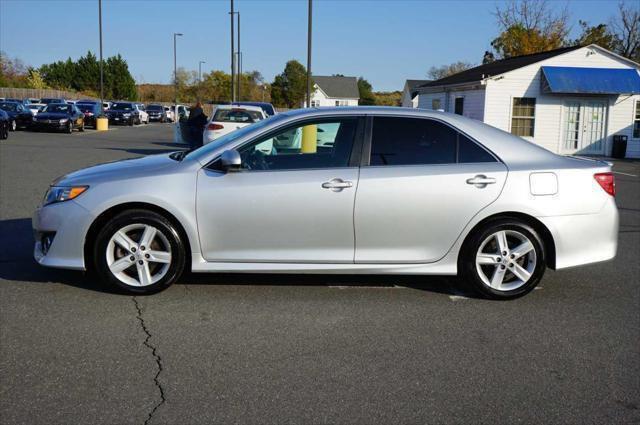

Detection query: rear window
(77, 104), (97, 112)
(111, 103), (133, 110)
(147, 105), (163, 111)
(213, 109), (263, 123)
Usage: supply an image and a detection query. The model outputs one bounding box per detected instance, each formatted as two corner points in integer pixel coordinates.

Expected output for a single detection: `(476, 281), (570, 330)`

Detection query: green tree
(427, 62), (474, 80)
(105, 54), (137, 100)
(490, 0), (570, 58)
(575, 21), (616, 50)
(357, 77), (375, 105)
(270, 60), (308, 108)
(75, 51), (100, 93)
(26, 68), (46, 89)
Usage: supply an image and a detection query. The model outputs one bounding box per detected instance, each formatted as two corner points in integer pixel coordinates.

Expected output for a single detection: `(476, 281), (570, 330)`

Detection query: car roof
(215, 104), (264, 112)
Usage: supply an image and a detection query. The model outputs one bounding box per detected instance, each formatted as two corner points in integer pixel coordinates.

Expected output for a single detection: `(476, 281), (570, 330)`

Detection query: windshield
(213, 109), (263, 123)
(77, 104), (96, 112)
(186, 114), (286, 161)
(111, 103), (133, 110)
(44, 104), (71, 113)
(0, 103), (18, 112)
(147, 105), (163, 111)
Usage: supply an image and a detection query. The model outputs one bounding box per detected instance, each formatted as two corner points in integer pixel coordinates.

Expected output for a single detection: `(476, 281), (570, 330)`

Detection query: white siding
(608, 95), (640, 158)
(483, 46), (640, 155)
(417, 88), (485, 121)
(309, 85), (359, 107)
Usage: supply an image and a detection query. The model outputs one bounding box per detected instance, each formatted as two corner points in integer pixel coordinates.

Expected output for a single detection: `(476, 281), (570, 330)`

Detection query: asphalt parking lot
(1, 124), (638, 425)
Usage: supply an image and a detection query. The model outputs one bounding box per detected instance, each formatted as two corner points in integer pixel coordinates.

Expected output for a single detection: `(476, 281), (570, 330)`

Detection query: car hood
(36, 112), (70, 120)
(54, 153), (180, 186)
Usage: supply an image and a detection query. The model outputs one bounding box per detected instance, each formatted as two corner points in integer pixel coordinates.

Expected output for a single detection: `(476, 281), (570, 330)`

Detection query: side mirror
(220, 149), (242, 172)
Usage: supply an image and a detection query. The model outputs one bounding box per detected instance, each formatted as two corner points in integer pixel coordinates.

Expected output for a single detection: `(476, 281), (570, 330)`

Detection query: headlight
(59, 118), (68, 124)
(43, 186), (88, 206)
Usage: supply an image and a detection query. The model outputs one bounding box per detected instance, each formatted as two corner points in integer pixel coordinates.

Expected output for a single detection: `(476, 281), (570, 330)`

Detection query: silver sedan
(33, 107), (618, 299)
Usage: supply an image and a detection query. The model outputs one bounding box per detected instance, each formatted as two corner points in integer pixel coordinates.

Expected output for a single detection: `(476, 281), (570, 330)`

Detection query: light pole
(199, 61), (206, 83)
(306, 0), (312, 108)
(230, 0), (235, 102)
(98, 0), (104, 109)
(237, 12), (241, 101)
(173, 32), (183, 118)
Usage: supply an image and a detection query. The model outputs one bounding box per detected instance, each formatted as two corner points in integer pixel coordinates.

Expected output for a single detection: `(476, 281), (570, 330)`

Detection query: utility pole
(199, 61), (205, 83)
(173, 33), (183, 117)
(237, 12), (241, 101)
(306, 0), (312, 108)
(98, 0), (104, 109)
(230, 0), (235, 103)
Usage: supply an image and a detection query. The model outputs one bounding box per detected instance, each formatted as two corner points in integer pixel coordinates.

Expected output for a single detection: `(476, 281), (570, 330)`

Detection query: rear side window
(371, 117), (456, 165)
(214, 109), (263, 123)
(370, 117), (495, 166)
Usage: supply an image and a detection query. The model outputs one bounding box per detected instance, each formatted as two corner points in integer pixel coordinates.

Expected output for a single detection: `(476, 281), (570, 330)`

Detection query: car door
(196, 116), (364, 262)
(354, 116), (507, 263)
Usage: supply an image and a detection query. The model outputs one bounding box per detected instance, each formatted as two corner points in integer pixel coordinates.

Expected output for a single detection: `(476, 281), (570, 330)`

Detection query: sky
(0, 0), (626, 91)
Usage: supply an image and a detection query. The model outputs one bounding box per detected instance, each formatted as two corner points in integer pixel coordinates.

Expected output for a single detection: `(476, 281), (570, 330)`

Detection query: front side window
(633, 100), (640, 139)
(511, 97), (536, 137)
(236, 118), (358, 171)
(370, 117), (495, 166)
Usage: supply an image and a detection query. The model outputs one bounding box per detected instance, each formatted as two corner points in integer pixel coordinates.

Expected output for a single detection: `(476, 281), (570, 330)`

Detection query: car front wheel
(67, 121), (73, 133)
(94, 209), (186, 294)
(459, 218), (546, 300)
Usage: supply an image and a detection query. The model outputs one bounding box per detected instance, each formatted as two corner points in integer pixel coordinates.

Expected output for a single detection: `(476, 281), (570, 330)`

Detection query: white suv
(203, 104), (266, 145)
(135, 104), (149, 124)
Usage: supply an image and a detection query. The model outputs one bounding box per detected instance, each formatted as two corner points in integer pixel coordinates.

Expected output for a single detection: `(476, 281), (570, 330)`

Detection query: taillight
(207, 123), (224, 130)
(594, 172), (615, 197)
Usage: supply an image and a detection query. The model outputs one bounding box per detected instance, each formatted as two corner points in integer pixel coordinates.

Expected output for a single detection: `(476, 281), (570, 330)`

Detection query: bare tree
(427, 61), (475, 80)
(610, 1), (640, 62)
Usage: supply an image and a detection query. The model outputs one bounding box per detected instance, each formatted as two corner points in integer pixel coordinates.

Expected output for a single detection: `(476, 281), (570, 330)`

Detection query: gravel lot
(1, 124), (639, 425)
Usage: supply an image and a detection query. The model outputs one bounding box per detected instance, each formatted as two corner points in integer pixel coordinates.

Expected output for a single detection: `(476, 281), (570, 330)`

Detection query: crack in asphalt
(132, 297), (166, 425)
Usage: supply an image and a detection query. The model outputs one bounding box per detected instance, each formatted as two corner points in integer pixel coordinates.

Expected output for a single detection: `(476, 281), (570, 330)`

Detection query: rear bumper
(538, 198), (619, 269)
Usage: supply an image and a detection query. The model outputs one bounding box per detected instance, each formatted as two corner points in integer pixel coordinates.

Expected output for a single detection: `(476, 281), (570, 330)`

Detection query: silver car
(33, 107), (618, 299)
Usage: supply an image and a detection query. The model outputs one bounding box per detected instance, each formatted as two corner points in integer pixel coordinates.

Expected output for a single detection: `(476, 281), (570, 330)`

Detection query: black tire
(67, 121), (73, 133)
(79, 121), (85, 132)
(129, 117), (134, 126)
(459, 218), (546, 300)
(10, 120), (16, 131)
(93, 209), (186, 294)
(0, 124), (8, 139)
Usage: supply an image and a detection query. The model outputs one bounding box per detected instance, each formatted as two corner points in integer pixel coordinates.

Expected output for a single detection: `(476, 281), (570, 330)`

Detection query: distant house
(308, 76), (359, 107)
(401, 79), (430, 107)
(414, 45), (640, 158)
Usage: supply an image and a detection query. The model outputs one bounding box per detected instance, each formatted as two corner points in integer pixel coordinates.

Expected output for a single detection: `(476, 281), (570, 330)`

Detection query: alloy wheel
(10, 120), (16, 131)
(475, 230), (537, 291)
(106, 223), (172, 287)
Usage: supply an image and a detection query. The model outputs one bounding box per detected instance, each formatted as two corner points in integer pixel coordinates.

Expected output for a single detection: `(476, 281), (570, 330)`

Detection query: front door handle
(466, 175), (496, 188)
(322, 178), (353, 192)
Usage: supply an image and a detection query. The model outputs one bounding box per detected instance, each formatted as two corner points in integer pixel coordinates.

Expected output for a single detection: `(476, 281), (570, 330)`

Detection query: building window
(634, 100), (640, 138)
(511, 97), (536, 137)
(311, 100), (320, 107)
(432, 99), (441, 110)
(454, 97), (464, 115)
(334, 100), (348, 107)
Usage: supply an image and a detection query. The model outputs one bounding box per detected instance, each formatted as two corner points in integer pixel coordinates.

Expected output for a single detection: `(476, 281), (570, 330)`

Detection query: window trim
(205, 115), (366, 172)
(360, 115), (501, 167)
(633, 100), (640, 139)
(510, 97), (536, 138)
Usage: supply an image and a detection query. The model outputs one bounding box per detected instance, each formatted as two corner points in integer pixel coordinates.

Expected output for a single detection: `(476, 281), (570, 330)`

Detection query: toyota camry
(33, 107), (618, 299)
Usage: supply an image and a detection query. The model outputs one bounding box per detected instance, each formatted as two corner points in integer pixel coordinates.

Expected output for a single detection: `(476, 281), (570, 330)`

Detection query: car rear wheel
(459, 218), (546, 300)
(1, 124), (8, 139)
(94, 210), (186, 294)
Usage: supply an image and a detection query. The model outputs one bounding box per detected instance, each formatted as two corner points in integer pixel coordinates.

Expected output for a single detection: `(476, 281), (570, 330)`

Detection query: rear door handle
(322, 178), (353, 192)
(466, 175), (496, 188)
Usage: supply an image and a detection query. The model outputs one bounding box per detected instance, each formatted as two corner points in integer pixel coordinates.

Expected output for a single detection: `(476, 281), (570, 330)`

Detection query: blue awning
(541, 66), (640, 94)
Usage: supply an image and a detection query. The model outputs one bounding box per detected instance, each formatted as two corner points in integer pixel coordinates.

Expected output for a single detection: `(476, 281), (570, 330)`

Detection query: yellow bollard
(96, 117), (109, 131)
(301, 125), (317, 153)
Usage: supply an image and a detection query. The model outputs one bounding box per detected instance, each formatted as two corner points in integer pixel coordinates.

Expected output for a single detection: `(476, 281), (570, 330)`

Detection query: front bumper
(108, 116), (132, 124)
(31, 121), (67, 131)
(32, 200), (95, 270)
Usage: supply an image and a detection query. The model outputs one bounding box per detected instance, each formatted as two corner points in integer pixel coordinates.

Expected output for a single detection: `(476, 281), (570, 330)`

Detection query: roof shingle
(313, 76), (360, 99)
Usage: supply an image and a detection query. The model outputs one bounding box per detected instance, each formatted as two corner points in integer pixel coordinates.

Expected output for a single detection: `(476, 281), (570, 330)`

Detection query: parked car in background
(3, 98), (22, 103)
(0, 101), (33, 130)
(32, 107), (619, 297)
(31, 103), (84, 133)
(106, 102), (140, 126)
(27, 103), (46, 116)
(24, 98), (41, 104)
(0, 109), (9, 140)
(203, 104), (266, 145)
(163, 106), (174, 122)
(175, 104), (189, 120)
(41, 98), (66, 105)
(146, 104), (167, 122)
(135, 103), (149, 124)
(76, 102), (103, 128)
(232, 101), (276, 116)
(66, 100), (77, 106)
(103, 101), (111, 111)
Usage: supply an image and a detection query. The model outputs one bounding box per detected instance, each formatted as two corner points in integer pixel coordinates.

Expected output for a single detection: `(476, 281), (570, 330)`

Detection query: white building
(415, 45), (640, 158)
(308, 76), (359, 107)
(401, 79), (430, 107)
